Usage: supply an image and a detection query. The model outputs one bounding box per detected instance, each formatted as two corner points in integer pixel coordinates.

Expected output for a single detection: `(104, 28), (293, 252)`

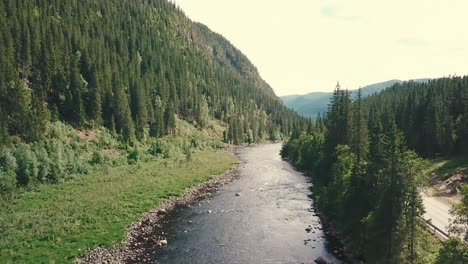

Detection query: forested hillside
(281, 79), (429, 118)
(0, 0), (305, 193)
(282, 76), (468, 263)
(0, 0), (300, 145)
(0, 0), (309, 261)
(364, 77), (468, 157)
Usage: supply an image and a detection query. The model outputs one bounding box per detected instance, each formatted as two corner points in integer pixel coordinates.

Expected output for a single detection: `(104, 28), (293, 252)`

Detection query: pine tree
(164, 101), (176, 135)
(400, 151), (426, 263)
(341, 89), (371, 254)
(350, 88), (368, 163)
(0, 108), (9, 146)
(113, 84), (135, 143)
(69, 50), (86, 126)
(197, 95), (210, 128)
(86, 67), (102, 126)
(322, 82), (351, 183)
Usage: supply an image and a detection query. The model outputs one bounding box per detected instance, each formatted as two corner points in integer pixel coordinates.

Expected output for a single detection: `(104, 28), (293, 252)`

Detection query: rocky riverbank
(76, 150), (241, 264)
(310, 196), (360, 264)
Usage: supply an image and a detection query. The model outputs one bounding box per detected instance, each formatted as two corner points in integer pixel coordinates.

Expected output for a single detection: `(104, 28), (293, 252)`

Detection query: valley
(1, 0), (467, 263)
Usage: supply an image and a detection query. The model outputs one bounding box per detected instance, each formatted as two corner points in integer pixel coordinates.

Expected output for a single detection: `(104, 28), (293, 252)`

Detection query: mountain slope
(281, 79), (429, 118)
(0, 1), (308, 261)
(282, 92), (332, 118)
(0, 0), (301, 146)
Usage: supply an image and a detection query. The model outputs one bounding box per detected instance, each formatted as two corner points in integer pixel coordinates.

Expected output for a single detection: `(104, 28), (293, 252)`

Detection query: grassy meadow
(0, 150), (237, 263)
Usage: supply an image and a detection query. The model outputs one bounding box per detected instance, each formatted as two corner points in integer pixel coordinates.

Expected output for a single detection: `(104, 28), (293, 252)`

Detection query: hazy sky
(172, 0), (468, 96)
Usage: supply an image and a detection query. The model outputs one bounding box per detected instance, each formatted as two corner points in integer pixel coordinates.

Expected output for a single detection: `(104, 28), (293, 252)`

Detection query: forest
(0, 0), (312, 261)
(0, 0), (305, 193)
(1, 0), (466, 263)
(282, 77), (468, 263)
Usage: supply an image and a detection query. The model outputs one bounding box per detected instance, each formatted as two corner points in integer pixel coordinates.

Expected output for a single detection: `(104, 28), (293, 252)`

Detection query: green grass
(0, 151), (237, 263)
(426, 157), (468, 179)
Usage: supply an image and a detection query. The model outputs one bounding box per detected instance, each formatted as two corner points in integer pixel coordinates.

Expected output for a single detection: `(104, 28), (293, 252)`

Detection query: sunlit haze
(172, 0), (468, 95)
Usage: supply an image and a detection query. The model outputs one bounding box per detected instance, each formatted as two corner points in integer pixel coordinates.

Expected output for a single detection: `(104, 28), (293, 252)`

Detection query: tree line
(364, 77), (468, 157)
(282, 77), (468, 263)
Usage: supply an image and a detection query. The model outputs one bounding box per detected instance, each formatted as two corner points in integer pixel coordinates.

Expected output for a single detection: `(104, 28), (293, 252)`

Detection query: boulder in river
(314, 256), (328, 264)
(160, 239), (168, 246)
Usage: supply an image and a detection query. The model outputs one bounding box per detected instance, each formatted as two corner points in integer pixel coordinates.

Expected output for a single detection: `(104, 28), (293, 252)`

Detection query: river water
(152, 143), (340, 264)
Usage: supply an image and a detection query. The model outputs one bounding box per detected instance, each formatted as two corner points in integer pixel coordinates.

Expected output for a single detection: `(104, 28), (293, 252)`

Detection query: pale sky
(172, 0), (468, 96)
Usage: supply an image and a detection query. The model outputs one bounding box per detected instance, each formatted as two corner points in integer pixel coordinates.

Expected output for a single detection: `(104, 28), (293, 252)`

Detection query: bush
(13, 144), (38, 186)
(48, 121), (75, 140)
(0, 149), (19, 194)
(184, 146), (192, 162)
(91, 150), (106, 165)
(435, 238), (468, 264)
(46, 141), (65, 183)
(0, 169), (16, 194)
(32, 143), (51, 183)
(127, 149), (140, 165)
(98, 129), (117, 148)
(0, 149), (18, 172)
(148, 141), (164, 156)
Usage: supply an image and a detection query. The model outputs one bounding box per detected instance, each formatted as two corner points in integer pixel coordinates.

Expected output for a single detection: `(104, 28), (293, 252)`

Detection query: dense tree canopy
(362, 77), (468, 157)
(0, 0), (303, 145)
(282, 76), (468, 263)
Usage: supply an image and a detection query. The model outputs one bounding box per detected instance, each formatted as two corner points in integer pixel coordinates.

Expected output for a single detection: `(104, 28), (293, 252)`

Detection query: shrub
(435, 238), (468, 264)
(48, 121), (75, 140)
(13, 144), (38, 186)
(0, 149), (18, 172)
(32, 143), (51, 183)
(0, 169), (16, 194)
(184, 145), (192, 162)
(91, 150), (106, 165)
(148, 141), (164, 156)
(0, 149), (18, 194)
(98, 129), (117, 148)
(46, 141), (65, 183)
(127, 149), (140, 165)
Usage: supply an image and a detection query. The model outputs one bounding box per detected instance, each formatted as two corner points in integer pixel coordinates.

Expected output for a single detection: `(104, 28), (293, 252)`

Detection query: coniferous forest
(1, 0), (467, 263)
(0, 0), (311, 261)
(282, 77), (468, 263)
(0, 0), (304, 190)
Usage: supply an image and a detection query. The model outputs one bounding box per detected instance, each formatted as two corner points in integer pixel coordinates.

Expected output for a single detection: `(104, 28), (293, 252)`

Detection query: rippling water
(152, 143), (340, 264)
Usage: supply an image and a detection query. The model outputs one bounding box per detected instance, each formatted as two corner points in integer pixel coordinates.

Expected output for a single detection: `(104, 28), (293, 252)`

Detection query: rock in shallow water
(314, 256), (328, 264)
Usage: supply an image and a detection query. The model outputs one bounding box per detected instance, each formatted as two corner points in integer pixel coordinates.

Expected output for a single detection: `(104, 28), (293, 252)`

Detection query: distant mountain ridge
(281, 79), (430, 118)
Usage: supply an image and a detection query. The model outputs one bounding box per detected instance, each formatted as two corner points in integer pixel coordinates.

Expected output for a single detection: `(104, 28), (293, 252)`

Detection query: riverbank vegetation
(0, 147), (236, 262)
(282, 76), (468, 263)
(0, 0), (307, 262)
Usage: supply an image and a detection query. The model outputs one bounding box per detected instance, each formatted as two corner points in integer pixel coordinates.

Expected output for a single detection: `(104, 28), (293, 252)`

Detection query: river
(151, 143), (341, 264)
